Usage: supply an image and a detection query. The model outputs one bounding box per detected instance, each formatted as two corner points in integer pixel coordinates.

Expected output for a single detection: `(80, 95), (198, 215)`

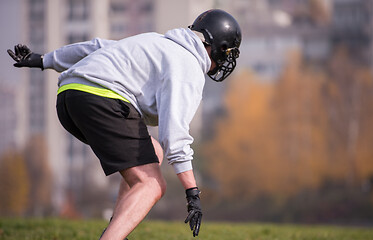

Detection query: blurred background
(0, 0), (373, 225)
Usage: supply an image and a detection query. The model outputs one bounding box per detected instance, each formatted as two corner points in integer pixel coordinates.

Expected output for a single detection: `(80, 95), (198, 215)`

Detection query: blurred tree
(325, 47), (373, 185)
(24, 135), (53, 216)
(204, 51), (329, 202)
(272, 51), (329, 194)
(204, 69), (277, 201)
(0, 150), (29, 216)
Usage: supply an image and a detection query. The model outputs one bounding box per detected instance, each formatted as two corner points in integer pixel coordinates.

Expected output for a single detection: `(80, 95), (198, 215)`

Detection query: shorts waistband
(58, 83), (130, 103)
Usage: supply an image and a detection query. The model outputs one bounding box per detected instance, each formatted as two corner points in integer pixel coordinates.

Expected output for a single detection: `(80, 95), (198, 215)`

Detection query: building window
(30, 26), (45, 45)
(68, 0), (89, 21)
(67, 33), (89, 44)
(29, 0), (44, 21)
(29, 70), (45, 133)
(110, 1), (127, 14)
(139, 1), (153, 13)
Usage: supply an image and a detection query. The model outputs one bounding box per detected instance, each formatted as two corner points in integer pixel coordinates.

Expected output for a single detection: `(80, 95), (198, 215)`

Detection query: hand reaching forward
(7, 44), (43, 69)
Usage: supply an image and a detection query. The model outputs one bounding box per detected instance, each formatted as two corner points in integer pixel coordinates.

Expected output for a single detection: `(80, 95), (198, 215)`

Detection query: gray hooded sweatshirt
(43, 28), (211, 174)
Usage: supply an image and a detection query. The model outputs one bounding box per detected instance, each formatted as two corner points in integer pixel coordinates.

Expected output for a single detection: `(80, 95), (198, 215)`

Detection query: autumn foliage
(0, 150), (29, 216)
(203, 49), (373, 221)
(0, 135), (52, 217)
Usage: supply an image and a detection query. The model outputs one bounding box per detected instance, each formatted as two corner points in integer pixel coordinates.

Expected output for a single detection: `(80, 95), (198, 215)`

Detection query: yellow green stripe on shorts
(57, 83), (130, 103)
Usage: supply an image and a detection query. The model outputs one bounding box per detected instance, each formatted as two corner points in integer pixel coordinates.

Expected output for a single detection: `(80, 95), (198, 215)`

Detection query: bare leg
(100, 163), (166, 240)
(151, 136), (164, 165)
(113, 137), (164, 212)
(113, 179), (130, 213)
(101, 137), (163, 239)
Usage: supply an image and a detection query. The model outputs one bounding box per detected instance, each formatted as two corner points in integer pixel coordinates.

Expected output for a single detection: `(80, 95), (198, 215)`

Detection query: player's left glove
(7, 44), (44, 69)
(184, 187), (202, 237)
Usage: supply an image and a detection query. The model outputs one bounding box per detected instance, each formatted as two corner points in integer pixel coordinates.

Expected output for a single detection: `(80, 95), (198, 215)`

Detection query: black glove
(7, 44), (43, 69)
(184, 187), (202, 237)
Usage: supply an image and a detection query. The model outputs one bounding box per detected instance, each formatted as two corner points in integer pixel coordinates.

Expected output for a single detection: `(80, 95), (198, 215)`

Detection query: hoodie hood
(164, 28), (211, 74)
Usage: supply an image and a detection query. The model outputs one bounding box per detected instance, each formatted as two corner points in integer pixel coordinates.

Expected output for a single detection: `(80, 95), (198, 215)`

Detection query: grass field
(0, 218), (372, 240)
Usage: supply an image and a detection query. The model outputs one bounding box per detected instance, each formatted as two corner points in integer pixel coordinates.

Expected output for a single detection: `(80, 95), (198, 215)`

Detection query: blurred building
(331, 0), (373, 65)
(219, 0), (333, 80)
(0, 83), (17, 154)
(232, 0), (373, 77)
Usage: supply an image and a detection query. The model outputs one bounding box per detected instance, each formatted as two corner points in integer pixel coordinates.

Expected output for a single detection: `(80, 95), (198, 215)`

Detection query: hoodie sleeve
(156, 62), (205, 174)
(43, 38), (117, 72)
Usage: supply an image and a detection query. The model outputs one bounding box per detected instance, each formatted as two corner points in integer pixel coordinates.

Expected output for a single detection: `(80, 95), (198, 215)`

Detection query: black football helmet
(189, 9), (242, 82)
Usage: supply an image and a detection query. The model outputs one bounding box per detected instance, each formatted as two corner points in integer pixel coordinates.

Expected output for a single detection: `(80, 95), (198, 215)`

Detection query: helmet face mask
(208, 47), (240, 82)
(189, 9), (242, 82)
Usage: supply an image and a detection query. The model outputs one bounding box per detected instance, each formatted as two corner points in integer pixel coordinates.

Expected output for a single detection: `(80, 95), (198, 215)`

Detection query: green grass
(0, 218), (372, 240)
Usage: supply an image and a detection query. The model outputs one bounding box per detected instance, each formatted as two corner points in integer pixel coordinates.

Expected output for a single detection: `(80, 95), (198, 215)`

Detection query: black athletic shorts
(56, 90), (159, 176)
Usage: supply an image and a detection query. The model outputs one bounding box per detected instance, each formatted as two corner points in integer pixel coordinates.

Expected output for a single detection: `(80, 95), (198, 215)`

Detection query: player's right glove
(7, 44), (44, 69)
(184, 187), (202, 237)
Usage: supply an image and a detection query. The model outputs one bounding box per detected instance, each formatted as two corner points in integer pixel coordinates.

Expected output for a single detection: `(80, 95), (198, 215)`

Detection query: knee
(134, 172), (166, 201)
(122, 163), (166, 200)
(152, 175), (166, 201)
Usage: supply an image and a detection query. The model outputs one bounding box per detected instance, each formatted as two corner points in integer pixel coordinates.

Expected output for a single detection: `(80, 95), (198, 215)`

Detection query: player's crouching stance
(7, 9), (241, 239)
